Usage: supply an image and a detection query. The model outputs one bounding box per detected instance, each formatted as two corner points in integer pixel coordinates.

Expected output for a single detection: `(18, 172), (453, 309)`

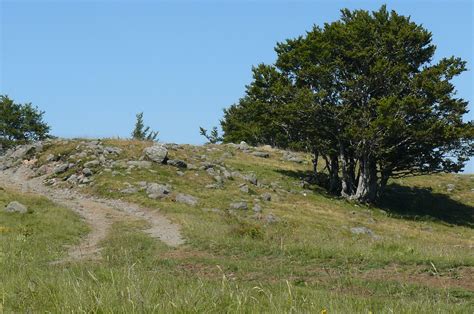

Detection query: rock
(66, 174), (79, 184)
(84, 160), (100, 168)
(253, 203), (262, 213)
(446, 184), (455, 192)
(82, 168), (92, 177)
(143, 144), (168, 163)
(146, 183), (171, 199)
(127, 160), (152, 169)
(350, 226), (380, 239)
(176, 171), (185, 176)
(175, 193), (199, 206)
(244, 173), (258, 185)
(239, 184), (249, 193)
(229, 201), (248, 210)
(281, 151), (304, 163)
(5, 201), (28, 213)
(261, 193), (272, 201)
(53, 163), (69, 174)
(265, 213), (279, 223)
(46, 154), (56, 162)
(120, 187), (138, 194)
(167, 159), (187, 168)
(252, 151), (270, 158)
(239, 141), (250, 150)
(35, 164), (50, 176)
(104, 146), (122, 155)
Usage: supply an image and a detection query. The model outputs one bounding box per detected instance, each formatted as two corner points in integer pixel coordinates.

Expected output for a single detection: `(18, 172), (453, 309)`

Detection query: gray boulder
(239, 141), (250, 150)
(84, 160), (100, 168)
(244, 173), (258, 185)
(5, 201), (28, 213)
(229, 201), (248, 210)
(350, 226), (380, 239)
(53, 163), (69, 174)
(252, 151), (270, 158)
(175, 193), (199, 206)
(127, 160), (152, 169)
(143, 144), (168, 163)
(146, 183), (171, 199)
(239, 184), (249, 193)
(82, 168), (93, 177)
(261, 192), (272, 201)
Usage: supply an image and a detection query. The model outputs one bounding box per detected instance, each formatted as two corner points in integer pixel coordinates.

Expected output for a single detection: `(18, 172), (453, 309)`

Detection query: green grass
(1, 139), (473, 312)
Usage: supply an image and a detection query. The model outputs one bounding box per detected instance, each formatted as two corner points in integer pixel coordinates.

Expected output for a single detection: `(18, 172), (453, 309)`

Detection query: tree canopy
(131, 112), (159, 141)
(221, 6), (473, 203)
(0, 95), (50, 149)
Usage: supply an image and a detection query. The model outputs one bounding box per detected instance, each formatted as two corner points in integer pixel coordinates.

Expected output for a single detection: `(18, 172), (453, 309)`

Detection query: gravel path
(0, 165), (184, 262)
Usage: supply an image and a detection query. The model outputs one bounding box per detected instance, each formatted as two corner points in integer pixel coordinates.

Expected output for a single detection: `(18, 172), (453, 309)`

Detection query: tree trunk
(377, 168), (391, 199)
(328, 154), (340, 194)
(340, 144), (356, 198)
(353, 154), (377, 203)
(312, 150), (319, 175)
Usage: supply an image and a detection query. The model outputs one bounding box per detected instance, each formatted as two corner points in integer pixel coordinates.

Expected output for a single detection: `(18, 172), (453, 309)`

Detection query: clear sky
(1, 0), (473, 171)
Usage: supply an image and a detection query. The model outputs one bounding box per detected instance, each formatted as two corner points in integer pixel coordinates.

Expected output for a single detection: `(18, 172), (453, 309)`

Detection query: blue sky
(1, 0), (473, 171)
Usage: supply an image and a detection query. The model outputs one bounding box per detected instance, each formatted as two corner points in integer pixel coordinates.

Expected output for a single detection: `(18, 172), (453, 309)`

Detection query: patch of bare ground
(0, 165), (184, 263)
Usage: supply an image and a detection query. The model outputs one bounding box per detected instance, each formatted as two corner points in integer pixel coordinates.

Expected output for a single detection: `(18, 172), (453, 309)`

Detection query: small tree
(131, 112), (159, 141)
(0, 95), (50, 148)
(199, 126), (223, 144)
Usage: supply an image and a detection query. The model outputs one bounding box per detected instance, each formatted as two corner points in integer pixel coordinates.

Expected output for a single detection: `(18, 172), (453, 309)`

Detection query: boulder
(175, 193), (199, 206)
(239, 184), (249, 193)
(261, 192), (272, 201)
(229, 201), (248, 210)
(127, 160), (152, 169)
(239, 141), (250, 150)
(146, 183), (171, 199)
(5, 201), (28, 213)
(167, 159), (187, 168)
(143, 144), (168, 163)
(244, 173), (258, 185)
(252, 151), (270, 158)
(53, 163), (69, 174)
(84, 160), (100, 168)
(82, 168), (93, 177)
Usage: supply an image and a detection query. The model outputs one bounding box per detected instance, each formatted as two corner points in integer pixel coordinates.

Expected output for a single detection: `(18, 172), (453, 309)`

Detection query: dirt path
(0, 165), (184, 262)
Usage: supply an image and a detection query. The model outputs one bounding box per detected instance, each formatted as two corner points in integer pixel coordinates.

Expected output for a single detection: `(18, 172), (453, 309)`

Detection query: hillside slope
(1, 139), (473, 312)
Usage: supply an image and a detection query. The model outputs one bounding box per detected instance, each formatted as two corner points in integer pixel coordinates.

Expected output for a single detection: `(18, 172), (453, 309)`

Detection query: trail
(0, 165), (184, 262)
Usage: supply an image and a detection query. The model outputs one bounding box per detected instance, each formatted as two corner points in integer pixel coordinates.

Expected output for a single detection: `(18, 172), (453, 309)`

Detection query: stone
(350, 226), (380, 239)
(253, 203), (262, 213)
(281, 151), (304, 163)
(265, 213), (279, 223)
(239, 184), (249, 193)
(252, 151), (270, 158)
(261, 192), (272, 201)
(239, 141), (250, 150)
(127, 160), (152, 169)
(35, 164), (50, 176)
(229, 201), (248, 210)
(146, 183), (171, 199)
(84, 160), (100, 168)
(5, 201), (28, 213)
(143, 144), (168, 163)
(446, 184), (455, 192)
(104, 146), (122, 155)
(46, 154), (56, 162)
(66, 174), (79, 184)
(176, 171), (185, 176)
(244, 173), (258, 185)
(175, 193), (199, 206)
(53, 163), (69, 174)
(167, 159), (187, 168)
(82, 167), (93, 177)
(121, 187), (138, 194)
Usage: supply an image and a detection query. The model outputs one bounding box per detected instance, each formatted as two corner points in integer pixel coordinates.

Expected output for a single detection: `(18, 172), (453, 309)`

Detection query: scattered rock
(5, 201), (28, 213)
(146, 183), (171, 199)
(350, 226), (380, 239)
(229, 201), (248, 210)
(239, 184), (249, 193)
(265, 213), (279, 223)
(84, 160), (100, 168)
(261, 192), (272, 201)
(120, 187), (138, 194)
(281, 151), (304, 163)
(446, 184), (455, 192)
(127, 160), (152, 169)
(252, 151), (270, 158)
(82, 168), (92, 177)
(239, 141), (250, 151)
(244, 173), (258, 185)
(143, 144), (168, 163)
(167, 159), (187, 168)
(53, 163), (69, 174)
(175, 193), (199, 206)
(253, 203), (262, 213)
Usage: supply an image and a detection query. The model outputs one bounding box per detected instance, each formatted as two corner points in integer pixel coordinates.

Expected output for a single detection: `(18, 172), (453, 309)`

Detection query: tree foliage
(131, 112), (159, 141)
(0, 95), (50, 149)
(221, 6), (473, 203)
(199, 126), (223, 144)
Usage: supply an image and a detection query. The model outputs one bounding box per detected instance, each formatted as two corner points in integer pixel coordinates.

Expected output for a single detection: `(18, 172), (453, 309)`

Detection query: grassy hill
(1, 139), (473, 312)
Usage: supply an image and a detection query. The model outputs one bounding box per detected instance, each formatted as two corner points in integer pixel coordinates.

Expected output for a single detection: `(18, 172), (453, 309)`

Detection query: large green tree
(221, 6), (473, 203)
(0, 95), (50, 149)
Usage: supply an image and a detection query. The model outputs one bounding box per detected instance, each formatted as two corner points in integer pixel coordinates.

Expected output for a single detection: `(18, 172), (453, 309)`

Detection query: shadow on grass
(276, 169), (474, 228)
(377, 184), (474, 228)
